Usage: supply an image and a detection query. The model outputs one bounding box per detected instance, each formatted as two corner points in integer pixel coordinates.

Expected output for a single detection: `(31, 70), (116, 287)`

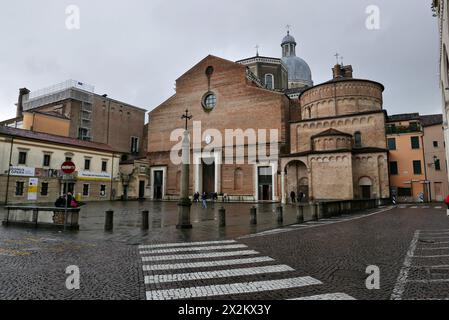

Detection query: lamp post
(177, 109), (193, 229)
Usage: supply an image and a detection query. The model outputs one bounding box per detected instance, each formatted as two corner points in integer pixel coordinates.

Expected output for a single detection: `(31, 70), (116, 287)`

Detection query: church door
(258, 166), (273, 201)
(361, 186), (372, 199)
(153, 171), (163, 200)
(202, 158), (215, 194)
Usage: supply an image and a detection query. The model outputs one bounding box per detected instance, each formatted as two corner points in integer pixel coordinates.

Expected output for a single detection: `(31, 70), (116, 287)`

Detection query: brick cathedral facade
(146, 32), (390, 203)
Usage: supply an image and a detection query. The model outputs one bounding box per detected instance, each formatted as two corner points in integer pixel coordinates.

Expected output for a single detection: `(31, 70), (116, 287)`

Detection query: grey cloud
(0, 0), (441, 120)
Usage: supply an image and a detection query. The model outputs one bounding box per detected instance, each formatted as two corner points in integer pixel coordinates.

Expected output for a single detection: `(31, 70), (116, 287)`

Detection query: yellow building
(22, 111), (70, 137)
(387, 113), (448, 203)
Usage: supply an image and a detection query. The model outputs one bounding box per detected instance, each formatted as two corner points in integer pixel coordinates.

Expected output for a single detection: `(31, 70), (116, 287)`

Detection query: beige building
(0, 126), (121, 204)
(281, 63), (390, 203)
(119, 157), (151, 200)
(421, 114), (449, 201)
(1, 80), (147, 157)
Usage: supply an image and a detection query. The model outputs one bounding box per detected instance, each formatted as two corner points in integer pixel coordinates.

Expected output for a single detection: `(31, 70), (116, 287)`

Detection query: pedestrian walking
(445, 195), (449, 216)
(290, 191), (296, 204)
(298, 192), (304, 203)
(202, 192), (208, 209)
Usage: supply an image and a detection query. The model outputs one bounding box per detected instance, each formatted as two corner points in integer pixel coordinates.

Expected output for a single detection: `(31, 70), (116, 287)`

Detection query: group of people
(290, 191), (306, 204)
(54, 192), (79, 208)
(193, 192), (219, 209)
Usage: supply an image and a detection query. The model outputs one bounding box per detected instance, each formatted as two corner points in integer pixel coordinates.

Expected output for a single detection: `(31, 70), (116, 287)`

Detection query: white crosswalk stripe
(142, 250), (259, 262)
(289, 293), (356, 300)
(146, 277), (322, 300)
(139, 240), (356, 300)
(397, 205), (445, 210)
(140, 244), (247, 255)
(239, 208), (392, 240)
(143, 256), (275, 271)
(139, 240), (236, 250)
(392, 230), (449, 300)
(145, 265), (294, 284)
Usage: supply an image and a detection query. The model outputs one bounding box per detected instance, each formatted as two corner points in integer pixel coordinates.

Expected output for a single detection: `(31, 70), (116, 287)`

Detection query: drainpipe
(110, 152), (115, 201)
(5, 137), (14, 205)
(421, 134), (431, 203)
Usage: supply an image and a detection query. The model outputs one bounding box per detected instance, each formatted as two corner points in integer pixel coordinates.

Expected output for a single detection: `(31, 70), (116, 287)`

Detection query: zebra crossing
(139, 240), (356, 300)
(397, 204), (444, 210)
(392, 229), (449, 300)
(239, 208), (391, 239)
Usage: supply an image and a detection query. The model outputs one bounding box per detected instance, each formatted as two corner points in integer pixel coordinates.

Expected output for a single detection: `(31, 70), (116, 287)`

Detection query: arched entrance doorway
(285, 160), (309, 203)
(359, 177), (373, 199)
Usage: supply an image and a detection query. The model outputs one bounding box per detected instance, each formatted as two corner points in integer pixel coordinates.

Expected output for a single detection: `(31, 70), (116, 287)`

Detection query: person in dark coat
(55, 196), (65, 208)
(193, 192), (200, 203)
(298, 192), (305, 203)
(290, 191), (296, 204)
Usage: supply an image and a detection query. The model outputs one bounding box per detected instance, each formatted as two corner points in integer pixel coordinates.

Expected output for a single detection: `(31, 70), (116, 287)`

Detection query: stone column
(308, 168), (313, 203)
(177, 130), (193, 229)
(281, 171), (286, 204)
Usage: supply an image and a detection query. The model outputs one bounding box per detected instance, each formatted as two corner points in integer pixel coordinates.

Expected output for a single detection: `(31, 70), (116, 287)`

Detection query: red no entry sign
(61, 161), (76, 174)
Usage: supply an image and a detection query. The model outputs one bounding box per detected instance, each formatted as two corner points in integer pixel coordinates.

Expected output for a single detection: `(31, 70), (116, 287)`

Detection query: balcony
(386, 124), (422, 135)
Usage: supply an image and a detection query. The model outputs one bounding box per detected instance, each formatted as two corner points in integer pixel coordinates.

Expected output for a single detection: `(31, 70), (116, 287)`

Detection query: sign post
(61, 161), (76, 231)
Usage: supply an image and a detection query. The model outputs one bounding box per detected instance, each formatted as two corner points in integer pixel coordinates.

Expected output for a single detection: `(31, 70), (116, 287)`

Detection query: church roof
(387, 113), (420, 122)
(311, 128), (353, 139)
(0, 126), (116, 152)
(419, 114), (443, 127)
(299, 77), (385, 98)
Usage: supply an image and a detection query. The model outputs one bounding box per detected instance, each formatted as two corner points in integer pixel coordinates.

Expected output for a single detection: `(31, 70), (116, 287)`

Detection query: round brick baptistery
(299, 78), (384, 120)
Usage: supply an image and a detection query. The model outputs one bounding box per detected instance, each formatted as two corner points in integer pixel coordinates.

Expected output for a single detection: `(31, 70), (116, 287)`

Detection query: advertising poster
(27, 178), (38, 201)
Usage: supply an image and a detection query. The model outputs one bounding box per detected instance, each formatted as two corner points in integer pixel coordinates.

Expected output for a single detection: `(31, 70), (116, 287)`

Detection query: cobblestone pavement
(1, 202), (449, 300)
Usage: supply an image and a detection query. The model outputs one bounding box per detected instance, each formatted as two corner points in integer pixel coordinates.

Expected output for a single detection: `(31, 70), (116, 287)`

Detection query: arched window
(303, 107), (311, 119)
(354, 132), (362, 148)
(234, 168), (244, 191)
(265, 74), (274, 90)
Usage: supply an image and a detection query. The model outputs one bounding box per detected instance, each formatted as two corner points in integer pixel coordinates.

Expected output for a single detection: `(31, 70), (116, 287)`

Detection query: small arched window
(354, 132), (362, 148)
(265, 74), (274, 90)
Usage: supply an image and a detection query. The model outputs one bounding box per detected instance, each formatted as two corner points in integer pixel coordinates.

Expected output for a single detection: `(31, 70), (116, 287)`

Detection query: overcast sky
(0, 0), (441, 121)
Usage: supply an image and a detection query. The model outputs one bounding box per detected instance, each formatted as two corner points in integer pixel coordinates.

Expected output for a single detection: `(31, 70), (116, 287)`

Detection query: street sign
(61, 161), (76, 175)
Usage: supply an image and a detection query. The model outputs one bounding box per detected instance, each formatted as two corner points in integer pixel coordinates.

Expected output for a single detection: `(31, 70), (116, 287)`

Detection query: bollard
(105, 210), (114, 231)
(142, 210), (149, 230)
(312, 203), (319, 221)
(218, 207), (226, 227)
(296, 205), (304, 223)
(250, 206), (257, 225)
(276, 206), (284, 224)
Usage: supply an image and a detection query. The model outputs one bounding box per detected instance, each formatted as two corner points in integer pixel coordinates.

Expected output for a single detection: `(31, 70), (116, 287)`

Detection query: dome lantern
(281, 31), (313, 89)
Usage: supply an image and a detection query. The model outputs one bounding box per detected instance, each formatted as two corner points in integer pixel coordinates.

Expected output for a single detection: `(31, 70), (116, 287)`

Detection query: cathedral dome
(282, 56), (313, 85)
(281, 31), (313, 88)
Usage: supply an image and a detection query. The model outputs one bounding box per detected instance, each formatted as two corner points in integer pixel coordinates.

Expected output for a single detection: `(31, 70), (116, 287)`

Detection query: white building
(435, 0), (449, 180)
(0, 126), (121, 204)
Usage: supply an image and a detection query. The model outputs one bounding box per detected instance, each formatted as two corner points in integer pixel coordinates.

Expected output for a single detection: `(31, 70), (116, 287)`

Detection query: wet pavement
(1, 202), (449, 300)
(0, 201), (305, 244)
